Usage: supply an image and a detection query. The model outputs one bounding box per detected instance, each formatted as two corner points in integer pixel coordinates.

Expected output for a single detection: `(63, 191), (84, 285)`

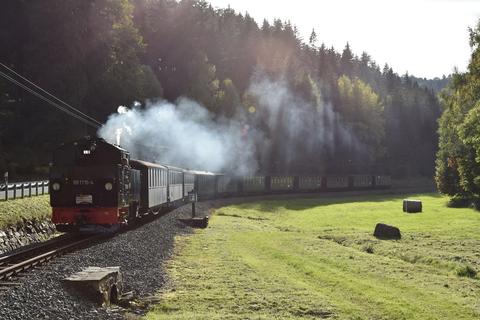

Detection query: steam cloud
(98, 97), (258, 174)
(98, 72), (360, 174)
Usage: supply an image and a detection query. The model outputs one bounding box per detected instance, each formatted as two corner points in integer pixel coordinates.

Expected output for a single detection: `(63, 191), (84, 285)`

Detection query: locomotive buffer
(178, 191), (209, 228)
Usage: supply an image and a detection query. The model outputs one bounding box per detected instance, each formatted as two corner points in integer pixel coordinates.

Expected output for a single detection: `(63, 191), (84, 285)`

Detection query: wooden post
(29, 182), (32, 197)
(3, 172), (7, 201)
(21, 183), (24, 198)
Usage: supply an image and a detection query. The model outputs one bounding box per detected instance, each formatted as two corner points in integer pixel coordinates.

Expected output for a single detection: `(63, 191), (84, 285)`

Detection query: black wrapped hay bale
(373, 223), (401, 240)
(403, 199), (422, 213)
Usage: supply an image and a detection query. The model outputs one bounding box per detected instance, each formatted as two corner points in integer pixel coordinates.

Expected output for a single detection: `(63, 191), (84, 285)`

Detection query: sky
(207, 0), (480, 79)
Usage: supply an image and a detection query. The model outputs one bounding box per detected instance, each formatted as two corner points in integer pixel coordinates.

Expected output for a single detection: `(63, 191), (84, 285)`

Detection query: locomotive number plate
(76, 194), (93, 204)
(73, 180), (94, 186)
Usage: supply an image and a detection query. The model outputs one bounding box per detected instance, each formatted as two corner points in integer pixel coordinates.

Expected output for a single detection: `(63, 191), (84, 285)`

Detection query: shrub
(447, 195), (471, 208)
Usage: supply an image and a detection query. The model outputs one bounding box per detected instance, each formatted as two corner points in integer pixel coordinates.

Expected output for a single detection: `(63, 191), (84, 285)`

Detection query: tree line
(0, 0), (443, 179)
(435, 21), (480, 206)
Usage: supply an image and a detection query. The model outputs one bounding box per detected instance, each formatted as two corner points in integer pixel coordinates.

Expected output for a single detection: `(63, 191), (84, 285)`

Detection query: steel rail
(0, 234), (81, 266)
(0, 235), (103, 280)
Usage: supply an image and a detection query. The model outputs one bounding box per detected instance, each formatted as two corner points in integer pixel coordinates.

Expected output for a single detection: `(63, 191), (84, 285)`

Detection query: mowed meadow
(146, 194), (480, 320)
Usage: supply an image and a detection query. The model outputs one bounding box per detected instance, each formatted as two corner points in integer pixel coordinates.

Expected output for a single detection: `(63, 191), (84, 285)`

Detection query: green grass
(0, 195), (51, 229)
(146, 193), (480, 320)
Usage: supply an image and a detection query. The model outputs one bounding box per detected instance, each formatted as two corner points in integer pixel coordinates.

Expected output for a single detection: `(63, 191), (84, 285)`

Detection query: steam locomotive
(49, 137), (391, 232)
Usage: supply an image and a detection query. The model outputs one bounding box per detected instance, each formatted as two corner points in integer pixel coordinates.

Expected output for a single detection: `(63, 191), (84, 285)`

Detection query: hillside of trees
(411, 75), (452, 93)
(0, 0), (442, 179)
(435, 21), (480, 205)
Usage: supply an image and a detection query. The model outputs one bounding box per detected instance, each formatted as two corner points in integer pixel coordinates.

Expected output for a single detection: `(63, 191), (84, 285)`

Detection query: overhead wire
(0, 62), (103, 127)
(0, 63), (102, 129)
(0, 69), (100, 129)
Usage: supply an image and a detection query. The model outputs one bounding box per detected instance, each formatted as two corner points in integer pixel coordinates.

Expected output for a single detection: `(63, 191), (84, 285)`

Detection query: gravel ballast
(0, 201), (216, 320)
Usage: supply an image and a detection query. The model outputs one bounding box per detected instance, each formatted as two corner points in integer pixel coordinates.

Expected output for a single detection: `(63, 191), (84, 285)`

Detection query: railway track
(0, 233), (106, 290)
(0, 204), (175, 294)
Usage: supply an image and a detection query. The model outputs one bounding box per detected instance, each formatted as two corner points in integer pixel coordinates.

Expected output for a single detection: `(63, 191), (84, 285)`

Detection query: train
(49, 137), (391, 232)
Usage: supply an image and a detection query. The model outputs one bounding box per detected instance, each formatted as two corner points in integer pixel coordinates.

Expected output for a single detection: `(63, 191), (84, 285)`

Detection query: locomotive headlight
(104, 182), (113, 191)
(52, 182), (61, 191)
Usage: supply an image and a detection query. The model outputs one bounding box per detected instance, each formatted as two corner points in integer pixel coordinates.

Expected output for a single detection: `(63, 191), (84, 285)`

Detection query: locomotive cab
(50, 137), (139, 232)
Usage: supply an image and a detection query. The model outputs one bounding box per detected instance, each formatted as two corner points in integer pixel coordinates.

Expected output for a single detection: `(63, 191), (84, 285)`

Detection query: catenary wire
(0, 63), (102, 128)
(0, 69), (100, 129)
(0, 62), (102, 127)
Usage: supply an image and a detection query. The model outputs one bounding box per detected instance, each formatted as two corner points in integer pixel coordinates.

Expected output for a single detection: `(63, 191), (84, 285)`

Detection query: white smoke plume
(246, 71), (363, 173)
(98, 71), (362, 174)
(98, 98), (258, 174)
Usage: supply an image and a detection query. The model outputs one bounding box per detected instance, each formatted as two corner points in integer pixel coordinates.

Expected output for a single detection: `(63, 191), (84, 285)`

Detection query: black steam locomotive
(49, 137), (390, 232)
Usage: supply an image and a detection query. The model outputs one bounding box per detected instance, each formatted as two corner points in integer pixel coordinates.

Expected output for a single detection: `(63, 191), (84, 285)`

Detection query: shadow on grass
(230, 192), (444, 212)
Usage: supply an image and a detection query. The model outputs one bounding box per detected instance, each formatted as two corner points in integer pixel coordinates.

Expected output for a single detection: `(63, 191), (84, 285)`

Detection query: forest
(435, 21), (480, 205)
(0, 0), (446, 179)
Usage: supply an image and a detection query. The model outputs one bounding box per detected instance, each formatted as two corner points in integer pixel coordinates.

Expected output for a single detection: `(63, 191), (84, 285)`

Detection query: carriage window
(149, 169), (152, 188)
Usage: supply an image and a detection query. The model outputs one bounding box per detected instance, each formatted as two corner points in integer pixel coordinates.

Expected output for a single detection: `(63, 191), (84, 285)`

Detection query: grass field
(0, 195), (51, 229)
(146, 193), (480, 320)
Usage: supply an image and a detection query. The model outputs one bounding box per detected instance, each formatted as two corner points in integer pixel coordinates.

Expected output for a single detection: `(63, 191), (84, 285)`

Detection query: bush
(447, 195), (480, 210)
(470, 198), (480, 210)
(447, 195), (472, 208)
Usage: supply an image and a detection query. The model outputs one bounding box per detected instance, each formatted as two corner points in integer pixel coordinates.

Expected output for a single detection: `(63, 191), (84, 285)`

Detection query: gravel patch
(0, 201), (217, 320)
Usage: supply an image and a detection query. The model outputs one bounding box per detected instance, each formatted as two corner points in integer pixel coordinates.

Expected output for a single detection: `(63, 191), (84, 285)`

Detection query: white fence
(0, 181), (49, 201)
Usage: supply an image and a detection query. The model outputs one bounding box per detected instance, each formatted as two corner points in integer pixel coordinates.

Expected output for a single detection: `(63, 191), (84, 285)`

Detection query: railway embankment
(0, 195), (55, 254)
(0, 199), (211, 320)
